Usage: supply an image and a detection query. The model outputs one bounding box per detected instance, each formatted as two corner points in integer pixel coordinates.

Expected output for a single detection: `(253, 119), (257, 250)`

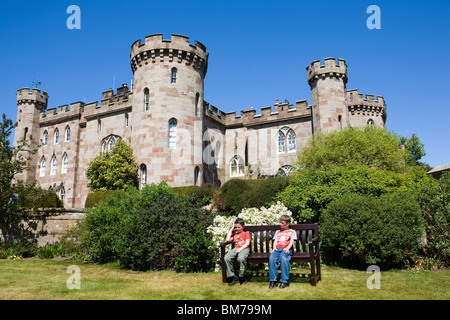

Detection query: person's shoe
(269, 281), (278, 289)
(279, 282), (289, 289)
(239, 275), (248, 285)
(228, 275), (238, 286)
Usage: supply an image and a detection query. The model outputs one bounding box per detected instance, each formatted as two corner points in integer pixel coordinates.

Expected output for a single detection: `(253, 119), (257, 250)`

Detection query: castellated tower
(129, 34), (208, 186)
(14, 88), (49, 182)
(307, 58), (349, 133)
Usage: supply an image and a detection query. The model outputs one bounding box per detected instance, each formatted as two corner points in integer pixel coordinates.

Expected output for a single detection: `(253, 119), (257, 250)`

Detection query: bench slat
(221, 223), (321, 286)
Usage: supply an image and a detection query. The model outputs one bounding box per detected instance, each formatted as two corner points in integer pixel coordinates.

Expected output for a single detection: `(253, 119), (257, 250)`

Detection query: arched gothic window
(40, 157), (46, 177)
(168, 119), (177, 149)
(43, 130), (48, 146)
(59, 186), (65, 202)
(195, 93), (199, 116)
(100, 135), (121, 153)
(65, 126), (70, 142)
(277, 127), (296, 153)
(108, 137), (116, 151)
(277, 131), (286, 153)
(230, 155), (245, 177)
(279, 165), (293, 177)
(62, 152), (68, 174)
(287, 130), (296, 152)
(51, 155), (57, 175)
(54, 128), (59, 144)
(140, 164), (147, 189)
(194, 166), (200, 186)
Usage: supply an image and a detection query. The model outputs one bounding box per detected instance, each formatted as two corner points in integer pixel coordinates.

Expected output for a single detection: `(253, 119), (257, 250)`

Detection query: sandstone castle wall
(13, 34), (387, 208)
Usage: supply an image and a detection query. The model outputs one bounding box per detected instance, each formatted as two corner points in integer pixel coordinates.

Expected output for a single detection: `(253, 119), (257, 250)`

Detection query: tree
(277, 126), (430, 222)
(85, 139), (138, 191)
(0, 114), (37, 238)
(296, 126), (408, 173)
(399, 133), (428, 168)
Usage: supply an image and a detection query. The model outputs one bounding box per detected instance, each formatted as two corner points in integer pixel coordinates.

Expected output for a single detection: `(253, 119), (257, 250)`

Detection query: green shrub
(172, 183), (216, 205)
(36, 243), (65, 259)
(82, 183), (215, 272)
(58, 219), (90, 260)
(320, 191), (425, 269)
(216, 177), (289, 214)
(416, 172), (450, 267)
(0, 238), (37, 259)
(12, 182), (63, 209)
(277, 165), (429, 223)
(84, 190), (117, 208)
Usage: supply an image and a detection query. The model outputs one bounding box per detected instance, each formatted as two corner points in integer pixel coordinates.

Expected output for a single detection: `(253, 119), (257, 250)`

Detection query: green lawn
(0, 258), (448, 300)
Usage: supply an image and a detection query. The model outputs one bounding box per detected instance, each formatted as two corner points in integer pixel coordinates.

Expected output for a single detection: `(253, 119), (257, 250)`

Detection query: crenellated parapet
(17, 88), (49, 111)
(306, 57), (348, 85)
(203, 99), (311, 128)
(130, 33), (208, 77)
(39, 84), (132, 126)
(346, 89), (387, 121)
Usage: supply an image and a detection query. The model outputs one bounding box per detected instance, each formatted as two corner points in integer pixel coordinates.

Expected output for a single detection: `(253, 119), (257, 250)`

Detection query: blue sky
(1, 0), (449, 168)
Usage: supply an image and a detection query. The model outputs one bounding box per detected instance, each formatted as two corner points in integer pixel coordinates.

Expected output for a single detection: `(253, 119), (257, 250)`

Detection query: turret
(14, 88), (49, 181)
(307, 58), (348, 133)
(129, 34), (209, 187)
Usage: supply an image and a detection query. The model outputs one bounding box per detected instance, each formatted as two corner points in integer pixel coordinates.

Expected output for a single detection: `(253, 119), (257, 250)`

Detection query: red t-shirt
(232, 232), (251, 248)
(275, 229), (297, 248)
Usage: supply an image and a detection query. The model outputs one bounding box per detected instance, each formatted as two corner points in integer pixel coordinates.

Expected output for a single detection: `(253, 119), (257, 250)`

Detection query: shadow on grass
(246, 271), (312, 284)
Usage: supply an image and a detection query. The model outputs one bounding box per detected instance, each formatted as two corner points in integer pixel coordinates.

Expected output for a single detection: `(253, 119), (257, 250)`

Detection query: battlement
(346, 89), (387, 120)
(306, 57), (348, 84)
(130, 33), (208, 75)
(39, 84), (132, 125)
(17, 88), (49, 109)
(203, 99), (311, 128)
(346, 89), (386, 107)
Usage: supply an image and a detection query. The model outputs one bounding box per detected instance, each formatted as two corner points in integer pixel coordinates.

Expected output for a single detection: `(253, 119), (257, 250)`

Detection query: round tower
(14, 88), (48, 181)
(306, 58), (349, 133)
(129, 34), (208, 187)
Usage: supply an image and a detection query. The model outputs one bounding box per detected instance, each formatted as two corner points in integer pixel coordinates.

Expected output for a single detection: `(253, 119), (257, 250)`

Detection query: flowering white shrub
(207, 201), (295, 268)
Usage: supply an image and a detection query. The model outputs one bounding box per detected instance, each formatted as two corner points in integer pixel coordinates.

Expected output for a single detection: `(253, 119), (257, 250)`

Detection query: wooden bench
(220, 223), (321, 286)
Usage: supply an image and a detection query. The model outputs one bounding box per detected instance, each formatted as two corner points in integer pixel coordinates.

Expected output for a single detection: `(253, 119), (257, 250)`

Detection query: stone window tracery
(230, 155), (244, 177)
(277, 127), (296, 154)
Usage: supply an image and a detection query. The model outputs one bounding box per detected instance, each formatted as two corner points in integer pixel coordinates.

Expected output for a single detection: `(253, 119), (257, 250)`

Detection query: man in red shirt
(224, 218), (251, 286)
(269, 215), (297, 289)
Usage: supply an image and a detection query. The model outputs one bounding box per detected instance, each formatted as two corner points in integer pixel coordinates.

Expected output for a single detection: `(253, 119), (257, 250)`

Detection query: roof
(428, 163), (450, 174)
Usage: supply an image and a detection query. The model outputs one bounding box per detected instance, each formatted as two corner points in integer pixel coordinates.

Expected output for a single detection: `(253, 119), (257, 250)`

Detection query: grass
(0, 259), (448, 300)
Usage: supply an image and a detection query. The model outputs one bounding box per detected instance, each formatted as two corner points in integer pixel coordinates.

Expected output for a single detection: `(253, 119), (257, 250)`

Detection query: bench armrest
(220, 240), (233, 247)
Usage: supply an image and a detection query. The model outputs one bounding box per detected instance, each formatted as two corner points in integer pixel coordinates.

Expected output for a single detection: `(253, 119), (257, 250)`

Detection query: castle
(13, 34), (387, 208)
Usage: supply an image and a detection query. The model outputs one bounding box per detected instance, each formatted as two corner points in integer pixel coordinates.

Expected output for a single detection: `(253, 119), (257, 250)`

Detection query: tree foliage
(399, 133), (428, 168)
(296, 126), (408, 173)
(275, 126), (446, 268)
(85, 139), (138, 191)
(0, 114), (37, 237)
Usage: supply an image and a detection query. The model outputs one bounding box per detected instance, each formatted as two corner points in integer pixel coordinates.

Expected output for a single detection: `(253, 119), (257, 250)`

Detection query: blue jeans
(269, 248), (292, 283)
